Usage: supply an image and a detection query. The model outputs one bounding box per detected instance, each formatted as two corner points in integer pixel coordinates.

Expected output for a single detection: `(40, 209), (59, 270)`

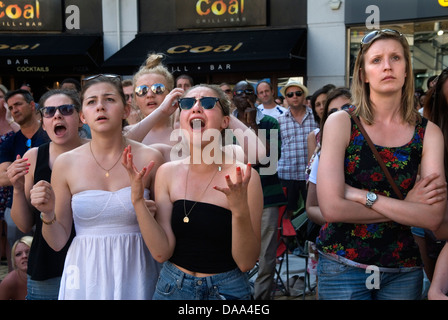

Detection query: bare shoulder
(127, 140), (165, 164)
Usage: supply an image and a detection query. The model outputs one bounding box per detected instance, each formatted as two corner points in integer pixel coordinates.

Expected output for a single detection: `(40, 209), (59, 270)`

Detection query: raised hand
(7, 155), (29, 190)
(121, 145), (154, 204)
(213, 163), (252, 215)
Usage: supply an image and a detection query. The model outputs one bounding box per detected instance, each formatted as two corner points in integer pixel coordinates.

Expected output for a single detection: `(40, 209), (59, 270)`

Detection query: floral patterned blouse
(316, 114), (427, 269)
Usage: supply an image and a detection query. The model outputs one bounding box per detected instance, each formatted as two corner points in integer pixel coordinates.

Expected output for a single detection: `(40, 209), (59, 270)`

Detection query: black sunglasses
(82, 74), (121, 85)
(134, 84), (166, 97)
(234, 89), (254, 96)
(329, 104), (352, 115)
(41, 104), (76, 118)
(178, 97), (220, 110)
(286, 91), (304, 98)
(361, 29), (403, 45)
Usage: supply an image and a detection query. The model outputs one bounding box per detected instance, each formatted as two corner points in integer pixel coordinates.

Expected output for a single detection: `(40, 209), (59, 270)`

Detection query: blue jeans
(317, 255), (423, 300)
(26, 275), (62, 300)
(153, 261), (253, 300)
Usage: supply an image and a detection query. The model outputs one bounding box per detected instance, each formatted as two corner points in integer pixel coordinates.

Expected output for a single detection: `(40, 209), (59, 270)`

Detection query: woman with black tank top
(7, 89), (86, 299)
(123, 84), (264, 300)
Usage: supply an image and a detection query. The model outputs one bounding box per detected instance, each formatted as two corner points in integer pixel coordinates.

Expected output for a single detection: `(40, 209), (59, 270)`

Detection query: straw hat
(280, 79), (308, 98)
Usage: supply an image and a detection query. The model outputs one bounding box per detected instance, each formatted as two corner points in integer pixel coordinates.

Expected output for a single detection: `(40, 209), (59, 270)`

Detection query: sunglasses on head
(233, 89), (254, 96)
(328, 104), (351, 115)
(134, 83), (166, 97)
(82, 74), (121, 85)
(41, 104), (76, 118)
(285, 91), (304, 98)
(178, 97), (220, 110)
(361, 29), (403, 45)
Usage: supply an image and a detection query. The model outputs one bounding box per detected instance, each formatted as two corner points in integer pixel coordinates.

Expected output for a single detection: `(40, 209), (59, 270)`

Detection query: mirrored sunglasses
(361, 29), (403, 45)
(178, 97), (220, 110)
(41, 104), (76, 118)
(285, 91), (304, 98)
(134, 83), (166, 97)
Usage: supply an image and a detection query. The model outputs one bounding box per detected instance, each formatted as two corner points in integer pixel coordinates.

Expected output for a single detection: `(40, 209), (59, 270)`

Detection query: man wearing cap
(277, 79), (317, 216)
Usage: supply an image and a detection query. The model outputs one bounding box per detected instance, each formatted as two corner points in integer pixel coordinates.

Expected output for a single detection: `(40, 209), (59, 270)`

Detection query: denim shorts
(317, 254), (423, 300)
(152, 261), (253, 300)
(26, 275), (62, 300)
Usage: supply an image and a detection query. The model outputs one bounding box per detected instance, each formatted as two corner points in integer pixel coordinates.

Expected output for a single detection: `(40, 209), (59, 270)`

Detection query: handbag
(349, 111), (404, 200)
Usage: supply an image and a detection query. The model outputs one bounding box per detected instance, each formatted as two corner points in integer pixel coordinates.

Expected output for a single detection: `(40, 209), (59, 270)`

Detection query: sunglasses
(328, 104), (351, 115)
(135, 84), (166, 97)
(178, 97), (220, 110)
(361, 29), (403, 45)
(82, 74), (121, 85)
(234, 89), (254, 96)
(285, 91), (304, 98)
(41, 104), (76, 118)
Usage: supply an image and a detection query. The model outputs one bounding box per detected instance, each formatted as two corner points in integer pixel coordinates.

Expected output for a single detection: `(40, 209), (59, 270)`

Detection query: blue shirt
(0, 127), (50, 163)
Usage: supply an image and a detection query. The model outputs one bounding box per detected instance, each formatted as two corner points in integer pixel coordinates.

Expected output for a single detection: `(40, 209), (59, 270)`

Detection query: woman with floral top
(316, 29), (447, 300)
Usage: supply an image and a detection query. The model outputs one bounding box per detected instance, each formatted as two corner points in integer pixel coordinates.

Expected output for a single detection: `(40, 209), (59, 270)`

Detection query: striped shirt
(277, 106), (317, 181)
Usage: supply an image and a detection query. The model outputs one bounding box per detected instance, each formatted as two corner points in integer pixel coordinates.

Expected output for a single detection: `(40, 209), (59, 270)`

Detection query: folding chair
(273, 190), (317, 299)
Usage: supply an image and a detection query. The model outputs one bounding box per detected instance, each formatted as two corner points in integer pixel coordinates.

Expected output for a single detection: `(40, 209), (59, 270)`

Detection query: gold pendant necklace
(89, 142), (123, 178)
(183, 165), (220, 223)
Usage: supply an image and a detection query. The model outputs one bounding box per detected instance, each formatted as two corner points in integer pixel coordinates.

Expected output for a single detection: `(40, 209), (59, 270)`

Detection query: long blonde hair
(351, 30), (420, 125)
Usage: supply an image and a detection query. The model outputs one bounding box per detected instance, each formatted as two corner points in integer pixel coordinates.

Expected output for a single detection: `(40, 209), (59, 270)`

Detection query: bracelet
(40, 212), (56, 225)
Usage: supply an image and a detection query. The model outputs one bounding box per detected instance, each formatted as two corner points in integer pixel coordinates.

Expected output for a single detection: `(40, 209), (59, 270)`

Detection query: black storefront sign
(0, 0), (63, 32)
(175, 0), (266, 29)
(0, 34), (103, 74)
(101, 28), (306, 76)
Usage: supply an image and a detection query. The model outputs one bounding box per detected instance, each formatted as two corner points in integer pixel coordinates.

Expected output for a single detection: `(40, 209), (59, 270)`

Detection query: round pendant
(183, 216), (189, 223)
(105, 172), (110, 178)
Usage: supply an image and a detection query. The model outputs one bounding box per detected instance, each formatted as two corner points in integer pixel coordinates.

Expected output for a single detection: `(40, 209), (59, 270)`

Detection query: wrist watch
(365, 192), (378, 208)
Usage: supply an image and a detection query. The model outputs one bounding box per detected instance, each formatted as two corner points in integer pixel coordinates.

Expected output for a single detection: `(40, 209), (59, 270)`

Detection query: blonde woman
(0, 236), (32, 300)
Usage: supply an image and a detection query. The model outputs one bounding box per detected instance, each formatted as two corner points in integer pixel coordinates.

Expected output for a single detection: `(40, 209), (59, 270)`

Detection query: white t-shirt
(308, 152), (320, 185)
(257, 104), (288, 119)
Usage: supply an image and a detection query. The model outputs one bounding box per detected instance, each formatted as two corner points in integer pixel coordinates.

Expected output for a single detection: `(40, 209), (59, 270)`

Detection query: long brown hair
(424, 68), (448, 180)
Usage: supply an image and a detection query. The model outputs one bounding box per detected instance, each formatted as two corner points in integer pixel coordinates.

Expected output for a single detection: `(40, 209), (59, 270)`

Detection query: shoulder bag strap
(350, 112), (404, 200)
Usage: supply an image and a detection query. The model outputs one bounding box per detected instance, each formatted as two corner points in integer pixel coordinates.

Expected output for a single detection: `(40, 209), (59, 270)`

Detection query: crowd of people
(0, 28), (448, 301)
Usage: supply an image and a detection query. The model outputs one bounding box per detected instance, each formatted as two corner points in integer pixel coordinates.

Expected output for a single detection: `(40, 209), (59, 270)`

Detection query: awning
(0, 34), (103, 74)
(102, 28), (306, 75)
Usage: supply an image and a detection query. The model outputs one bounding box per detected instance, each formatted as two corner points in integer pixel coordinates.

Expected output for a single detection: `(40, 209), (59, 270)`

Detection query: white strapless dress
(58, 187), (160, 300)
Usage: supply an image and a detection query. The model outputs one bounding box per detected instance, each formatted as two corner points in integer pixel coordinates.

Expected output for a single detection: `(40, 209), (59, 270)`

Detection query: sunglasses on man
(285, 91), (304, 98)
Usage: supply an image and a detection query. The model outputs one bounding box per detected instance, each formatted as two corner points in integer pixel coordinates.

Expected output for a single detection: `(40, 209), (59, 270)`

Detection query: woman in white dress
(30, 75), (170, 299)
